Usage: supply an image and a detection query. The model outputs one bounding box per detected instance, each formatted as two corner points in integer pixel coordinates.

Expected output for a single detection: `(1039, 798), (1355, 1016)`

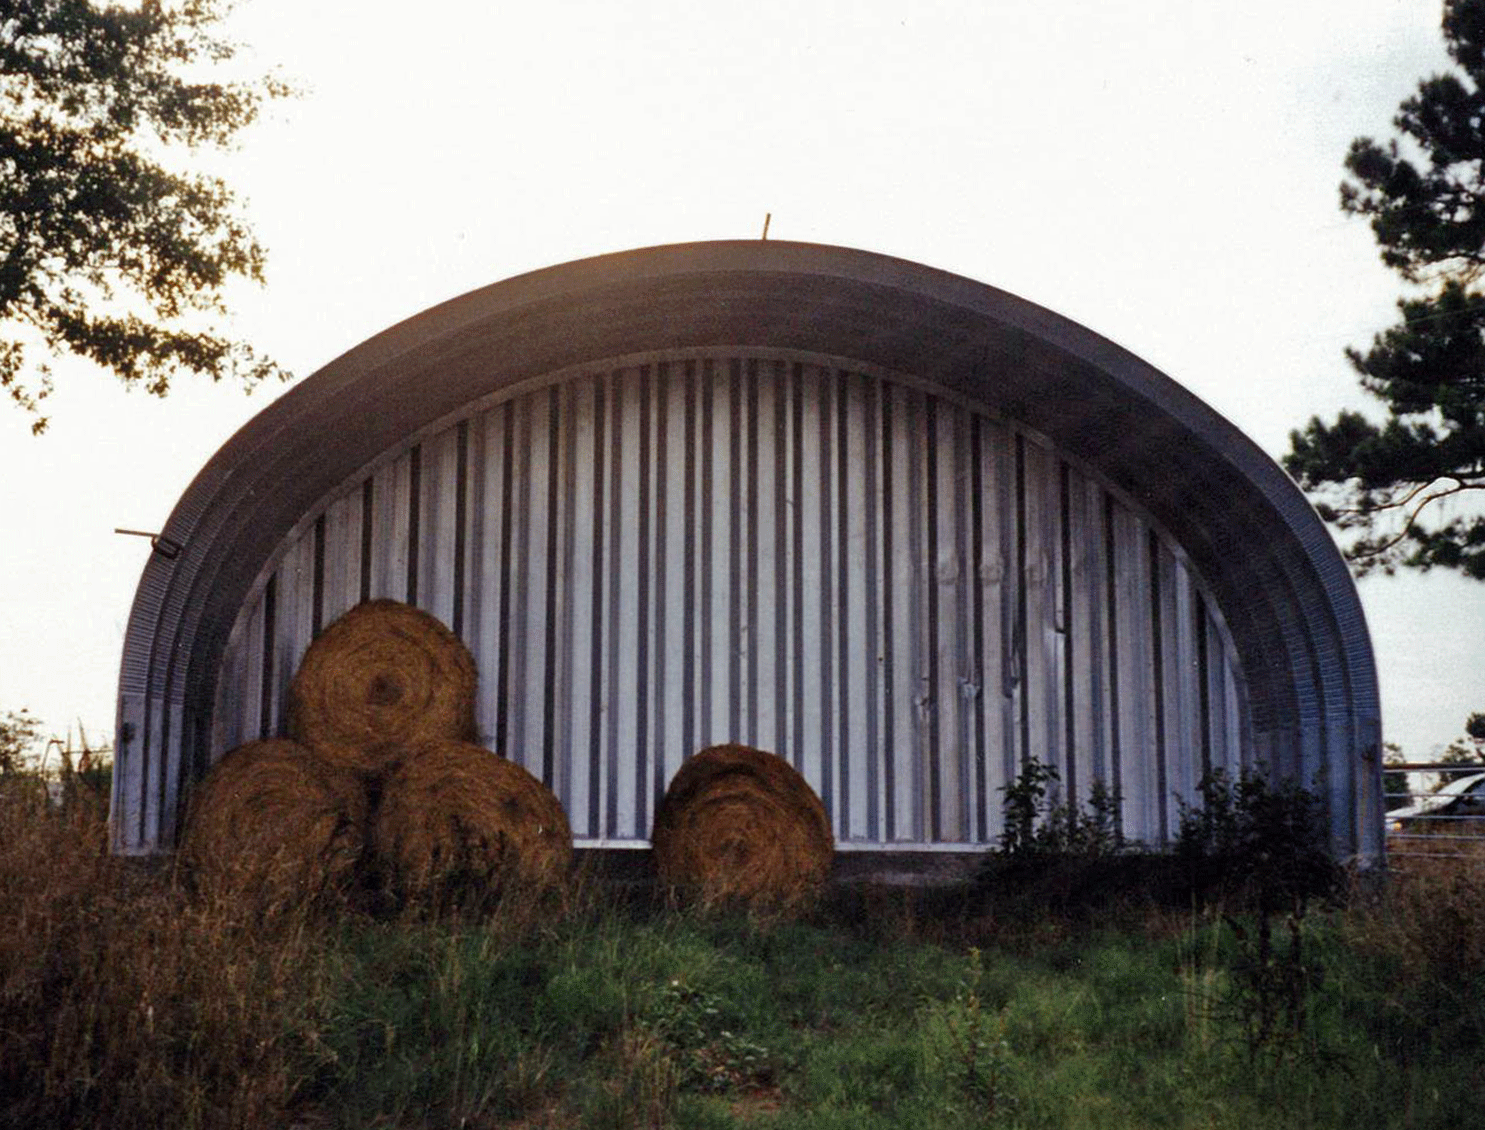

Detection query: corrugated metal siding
(209, 351), (1250, 848)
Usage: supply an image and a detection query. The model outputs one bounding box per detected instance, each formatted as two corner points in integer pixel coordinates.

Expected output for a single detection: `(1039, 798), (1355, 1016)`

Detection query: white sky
(1, 0), (1481, 759)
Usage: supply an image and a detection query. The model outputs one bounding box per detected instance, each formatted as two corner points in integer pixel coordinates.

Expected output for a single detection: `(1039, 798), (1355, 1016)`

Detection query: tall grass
(2, 770), (1482, 1129)
(0, 766), (334, 1129)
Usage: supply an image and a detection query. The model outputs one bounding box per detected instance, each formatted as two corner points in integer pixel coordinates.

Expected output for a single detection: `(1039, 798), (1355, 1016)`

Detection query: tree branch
(1326, 475), (1484, 522)
(1351, 480), (1485, 560)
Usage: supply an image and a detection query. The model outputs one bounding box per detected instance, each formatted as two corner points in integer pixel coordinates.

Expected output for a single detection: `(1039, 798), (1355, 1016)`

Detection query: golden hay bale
(179, 739), (368, 907)
(651, 744), (834, 911)
(373, 739), (573, 910)
(287, 599), (478, 772)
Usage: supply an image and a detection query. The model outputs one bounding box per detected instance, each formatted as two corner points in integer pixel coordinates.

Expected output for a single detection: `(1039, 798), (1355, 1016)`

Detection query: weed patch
(2, 774), (1483, 1128)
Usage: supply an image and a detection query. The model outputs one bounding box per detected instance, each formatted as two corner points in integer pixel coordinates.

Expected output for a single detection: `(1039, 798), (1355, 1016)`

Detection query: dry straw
(178, 738), (368, 907)
(651, 744), (834, 911)
(288, 599), (478, 773)
(373, 739), (573, 910)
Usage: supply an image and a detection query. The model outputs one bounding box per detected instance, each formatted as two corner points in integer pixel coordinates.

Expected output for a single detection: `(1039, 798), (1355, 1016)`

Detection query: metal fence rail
(1385, 761), (1485, 861)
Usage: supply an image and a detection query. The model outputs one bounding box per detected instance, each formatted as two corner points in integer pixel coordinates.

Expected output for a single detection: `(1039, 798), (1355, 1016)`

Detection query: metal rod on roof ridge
(761, 212), (771, 240)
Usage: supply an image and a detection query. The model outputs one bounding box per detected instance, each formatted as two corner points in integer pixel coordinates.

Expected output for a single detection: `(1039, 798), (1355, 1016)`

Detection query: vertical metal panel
(162, 701), (185, 841)
(739, 365), (757, 749)
(1204, 611), (1241, 786)
(1167, 554), (1201, 816)
(539, 386), (565, 800)
(992, 419), (1021, 838)
(632, 365), (655, 832)
(212, 621), (246, 757)
(914, 395), (938, 840)
(418, 426), (461, 631)
(141, 695), (165, 848)
(696, 361), (721, 748)
(321, 492), (364, 630)
(1110, 505), (1159, 842)
(240, 595), (266, 744)
(772, 362), (794, 767)
(651, 367), (681, 820)
(1065, 469), (1105, 807)
(368, 454), (412, 602)
(272, 535), (316, 736)
(211, 351), (1255, 848)
(469, 404), (505, 749)
(553, 384), (577, 816)
(926, 400), (957, 841)
(506, 395), (533, 774)
(1225, 640), (1249, 773)
(751, 364), (782, 774)
(861, 372), (885, 840)
(817, 368), (838, 827)
(1020, 436), (1061, 782)
(903, 385), (929, 841)
(973, 414), (1013, 842)
(841, 373), (873, 840)
(561, 376), (598, 834)
(607, 367), (640, 836)
(1146, 531), (1170, 837)
(943, 395), (972, 843)
(796, 365), (826, 813)
(113, 692), (147, 852)
(882, 380), (918, 841)
(516, 387), (549, 786)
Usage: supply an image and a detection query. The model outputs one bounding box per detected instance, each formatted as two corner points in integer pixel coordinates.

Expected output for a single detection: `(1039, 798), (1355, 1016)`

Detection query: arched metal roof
(113, 240), (1383, 857)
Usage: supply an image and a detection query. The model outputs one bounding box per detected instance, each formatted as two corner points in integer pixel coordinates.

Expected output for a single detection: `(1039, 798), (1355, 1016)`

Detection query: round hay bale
(287, 599), (478, 772)
(651, 744), (834, 911)
(373, 740), (573, 910)
(179, 739), (368, 907)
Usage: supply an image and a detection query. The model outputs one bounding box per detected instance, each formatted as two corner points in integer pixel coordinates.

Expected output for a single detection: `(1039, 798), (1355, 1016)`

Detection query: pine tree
(1285, 0), (1485, 577)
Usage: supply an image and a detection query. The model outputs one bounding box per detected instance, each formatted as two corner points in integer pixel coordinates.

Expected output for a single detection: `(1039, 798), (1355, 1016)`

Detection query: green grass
(2, 780), (1483, 1129)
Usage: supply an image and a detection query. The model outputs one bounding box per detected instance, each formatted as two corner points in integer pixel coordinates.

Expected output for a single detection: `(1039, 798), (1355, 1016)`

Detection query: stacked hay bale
(651, 744), (834, 912)
(179, 738), (368, 908)
(179, 600), (571, 911)
(286, 599), (479, 774)
(181, 602), (842, 916)
(375, 739), (573, 911)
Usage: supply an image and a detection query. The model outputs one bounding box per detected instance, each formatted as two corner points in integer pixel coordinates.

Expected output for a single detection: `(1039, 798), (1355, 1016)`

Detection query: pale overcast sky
(2, 0), (1481, 760)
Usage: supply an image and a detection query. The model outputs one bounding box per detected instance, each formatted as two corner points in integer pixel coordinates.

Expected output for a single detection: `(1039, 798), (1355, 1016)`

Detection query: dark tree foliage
(0, 707), (42, 775)
(0, 0), (291, 434)
(1285, 0), (1485, 577)
(1441, 708), (1485, 764)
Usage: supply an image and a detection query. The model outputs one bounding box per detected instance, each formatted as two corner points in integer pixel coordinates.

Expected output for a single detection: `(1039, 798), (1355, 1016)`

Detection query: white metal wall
(211, 351), (1251, 847)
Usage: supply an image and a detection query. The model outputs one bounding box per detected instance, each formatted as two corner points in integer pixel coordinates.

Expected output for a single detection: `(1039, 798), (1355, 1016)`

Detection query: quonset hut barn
(112, 241), (1385, 862)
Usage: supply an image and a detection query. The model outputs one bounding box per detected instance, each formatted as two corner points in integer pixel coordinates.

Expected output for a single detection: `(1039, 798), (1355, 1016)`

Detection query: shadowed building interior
(112, 241), (1384, 862)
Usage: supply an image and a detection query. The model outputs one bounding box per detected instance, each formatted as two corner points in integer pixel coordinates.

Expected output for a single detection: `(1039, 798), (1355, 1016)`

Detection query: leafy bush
(642, 977), (775, 1093)
(997, 759), (1124, 859)
(1174, 770), (1342, 1062)
(1175, 769), (1341, 913)
(920, 947), (1015, 1119)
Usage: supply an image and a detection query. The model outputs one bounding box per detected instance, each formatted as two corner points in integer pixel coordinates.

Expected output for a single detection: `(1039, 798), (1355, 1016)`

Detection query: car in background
(1387, 771), (1485, 834)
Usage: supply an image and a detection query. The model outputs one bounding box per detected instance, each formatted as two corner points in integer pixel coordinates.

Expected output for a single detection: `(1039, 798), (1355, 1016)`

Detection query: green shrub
(1175, 769), (1341, 913)
(997, 759), (1125, 859)
(919, 947), (1015, 1120)
(1173, 770), (1343, 1063)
